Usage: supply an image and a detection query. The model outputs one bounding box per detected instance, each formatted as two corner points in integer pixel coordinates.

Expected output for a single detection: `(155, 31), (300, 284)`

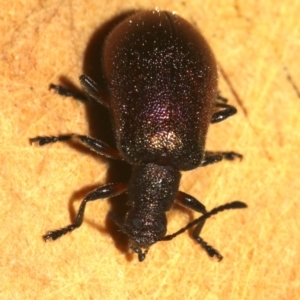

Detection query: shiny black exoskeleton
(30, 10), (247, 262)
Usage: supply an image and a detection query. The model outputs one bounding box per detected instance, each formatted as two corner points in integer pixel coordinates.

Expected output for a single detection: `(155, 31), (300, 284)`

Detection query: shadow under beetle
(30, 10), (247, 262)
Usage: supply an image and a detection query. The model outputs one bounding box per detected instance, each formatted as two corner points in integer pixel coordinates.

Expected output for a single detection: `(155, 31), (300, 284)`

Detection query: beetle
(30, 10), (247, 262)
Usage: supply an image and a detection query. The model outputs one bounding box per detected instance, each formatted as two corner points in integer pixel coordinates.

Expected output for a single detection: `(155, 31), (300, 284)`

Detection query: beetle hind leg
(49, 74), (107, 106)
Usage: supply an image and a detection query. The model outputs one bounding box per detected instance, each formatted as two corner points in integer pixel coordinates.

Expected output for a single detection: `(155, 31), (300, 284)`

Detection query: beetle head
(110, 210), (167, 261)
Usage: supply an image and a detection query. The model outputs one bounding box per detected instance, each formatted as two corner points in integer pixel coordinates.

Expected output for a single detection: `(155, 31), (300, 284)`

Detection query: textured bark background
(1, 0), (299, 299)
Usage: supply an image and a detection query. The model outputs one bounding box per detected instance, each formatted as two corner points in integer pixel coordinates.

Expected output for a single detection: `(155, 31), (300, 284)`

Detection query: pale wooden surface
(1, 0), (300, 299)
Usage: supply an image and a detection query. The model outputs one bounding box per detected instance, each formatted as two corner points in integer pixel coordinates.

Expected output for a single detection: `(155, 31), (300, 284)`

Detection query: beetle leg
(201, 151), (242, 167)
(211, 102), (237, 123)
(49, 83), (88, 102)
(216, 93), (228, 103)
(192, 201), (247, 260)
(192, 218), (223, 261)
(49, 75), (108, 107)
(161, 201), (247, 260)
(175, 191), (207, 214)
(79, 74), (108, 107)
(43, 183), (127, 241)
(30, 134), (124, 160)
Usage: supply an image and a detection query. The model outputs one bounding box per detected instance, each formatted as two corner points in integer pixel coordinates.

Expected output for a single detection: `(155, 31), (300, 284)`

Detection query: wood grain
(1, 0), (299, 299)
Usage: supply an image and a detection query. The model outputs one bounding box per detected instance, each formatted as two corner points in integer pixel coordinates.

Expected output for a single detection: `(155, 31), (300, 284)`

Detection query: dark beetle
(30, 10), (247, 262)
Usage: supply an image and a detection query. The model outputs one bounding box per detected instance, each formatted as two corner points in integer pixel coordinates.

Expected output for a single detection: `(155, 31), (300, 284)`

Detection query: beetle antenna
(160, 201), (247, 241)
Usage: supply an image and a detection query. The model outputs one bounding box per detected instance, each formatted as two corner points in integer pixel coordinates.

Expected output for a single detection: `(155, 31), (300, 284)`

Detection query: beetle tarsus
(30, 135), (72, 146)
(49, 83), (88, 102)
(201, 151), (242, 167)
(43, 225), (75, 241)
(195, 236), (223, 261)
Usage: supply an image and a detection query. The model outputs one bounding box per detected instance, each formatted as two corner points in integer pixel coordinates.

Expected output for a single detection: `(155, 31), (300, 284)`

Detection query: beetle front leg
(175, 191), (222, 259)
(175, 191), (207, 214)
(44, 183), (127, 241)
(192, 218), (223, 261)
(201, 151), (242, 167)
(30, 134), (123, 160)
(161, 201), (247, 260)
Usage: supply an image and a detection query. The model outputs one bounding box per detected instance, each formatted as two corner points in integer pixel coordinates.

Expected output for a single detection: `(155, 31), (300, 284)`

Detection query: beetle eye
(132, 218), (142, 229)
(154, 221), (165, 232)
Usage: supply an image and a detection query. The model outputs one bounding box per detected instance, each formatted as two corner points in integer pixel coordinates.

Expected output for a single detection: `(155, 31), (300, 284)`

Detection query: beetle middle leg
(44, 183), (127, 241)
(30, 134), (123, 160)
(201, 151), (242, 167)
(50, 74), (108, 107)
(211, 102), (237, 123)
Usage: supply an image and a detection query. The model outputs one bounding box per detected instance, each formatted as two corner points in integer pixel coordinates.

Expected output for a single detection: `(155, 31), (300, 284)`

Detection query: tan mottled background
(1, 0), (299, 299)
